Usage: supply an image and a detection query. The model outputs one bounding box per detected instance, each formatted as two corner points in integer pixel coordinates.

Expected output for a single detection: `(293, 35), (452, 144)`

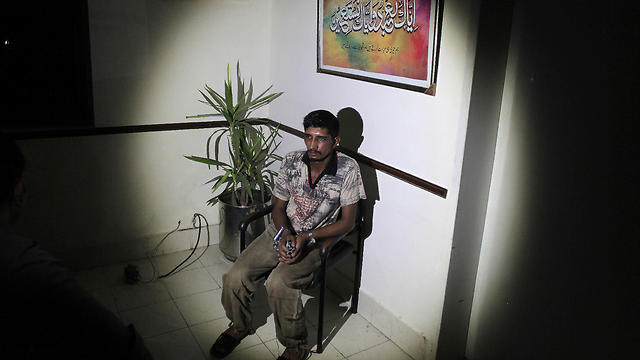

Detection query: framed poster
(317, 0), (442, 95)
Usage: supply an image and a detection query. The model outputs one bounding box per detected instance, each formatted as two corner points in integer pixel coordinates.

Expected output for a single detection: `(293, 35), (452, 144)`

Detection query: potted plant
(185, 62), (283, 260)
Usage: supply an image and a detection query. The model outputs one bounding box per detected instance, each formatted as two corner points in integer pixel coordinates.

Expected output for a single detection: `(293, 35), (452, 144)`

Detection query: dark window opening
(1, 1), (93, 131)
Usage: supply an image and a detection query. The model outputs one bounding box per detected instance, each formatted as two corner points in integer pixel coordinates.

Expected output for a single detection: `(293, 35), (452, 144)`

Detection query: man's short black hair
(303, 110), (339, 139)
(0, 133), (25, 205)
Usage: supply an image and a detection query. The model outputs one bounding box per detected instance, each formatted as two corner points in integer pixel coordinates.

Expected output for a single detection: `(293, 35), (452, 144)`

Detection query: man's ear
(334, 136), (341, 147)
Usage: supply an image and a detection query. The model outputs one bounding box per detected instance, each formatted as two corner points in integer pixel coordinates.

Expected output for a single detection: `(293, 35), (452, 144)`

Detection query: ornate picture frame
(317, 0), (443, 95)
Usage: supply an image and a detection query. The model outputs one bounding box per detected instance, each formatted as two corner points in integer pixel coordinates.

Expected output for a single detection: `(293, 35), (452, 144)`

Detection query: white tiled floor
(73, 247), (414, 359)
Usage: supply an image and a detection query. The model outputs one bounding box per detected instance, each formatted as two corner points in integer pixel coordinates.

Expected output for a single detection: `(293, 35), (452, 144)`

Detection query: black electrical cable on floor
(158, 213), (210, 279)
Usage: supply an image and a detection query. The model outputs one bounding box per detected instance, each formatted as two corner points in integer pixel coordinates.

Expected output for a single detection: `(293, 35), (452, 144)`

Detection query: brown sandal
(277, 347), (309, 360)
(209, 328), (249, 358)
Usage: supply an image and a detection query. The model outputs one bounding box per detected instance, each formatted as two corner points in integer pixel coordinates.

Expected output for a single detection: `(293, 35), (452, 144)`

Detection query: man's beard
(307, 150), (330, 162)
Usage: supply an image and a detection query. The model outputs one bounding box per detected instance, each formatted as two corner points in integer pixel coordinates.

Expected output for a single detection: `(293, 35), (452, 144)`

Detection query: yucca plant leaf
(204, 174), (224, 185)
(184, 155), (229, 168)
(204, 85), (227, 110)
(186, 62), (284, 207)
(264, 159), (277, 168)
(249, 84), (275, 103)
(214, 131), (226, 166)
(240, 176), (252, 205)
(246, 93), (283, 112)
(255, 173), (268, 204)
(206, 129), (226, 169)
(210, 170), (232, 195)
(197, 89), (222, 113)
(186, 112), (224, 119)
(227, 139), (237, 168)
(225, 65), (233, 111)
(236, 62), (246, 109)
(236, 91), (283, 115)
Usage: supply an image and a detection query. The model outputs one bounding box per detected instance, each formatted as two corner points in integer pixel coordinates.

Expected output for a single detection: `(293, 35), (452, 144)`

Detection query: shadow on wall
(337, 107), (379, 241)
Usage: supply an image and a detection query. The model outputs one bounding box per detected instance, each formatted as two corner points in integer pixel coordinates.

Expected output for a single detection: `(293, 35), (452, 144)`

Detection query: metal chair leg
(351, 224), (363, 314)
(317, 256), (327, 353)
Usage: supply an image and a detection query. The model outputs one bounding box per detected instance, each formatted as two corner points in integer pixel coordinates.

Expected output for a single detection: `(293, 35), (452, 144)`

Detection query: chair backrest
(306, 203), (362, 289)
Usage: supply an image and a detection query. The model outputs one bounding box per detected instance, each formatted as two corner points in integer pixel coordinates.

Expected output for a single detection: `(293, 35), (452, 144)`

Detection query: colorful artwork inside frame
(318, 0), (441, 94)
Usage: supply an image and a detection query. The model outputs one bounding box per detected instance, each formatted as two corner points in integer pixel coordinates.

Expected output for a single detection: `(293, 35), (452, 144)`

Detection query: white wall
(17, 0), (275, 267)
(15, 1), (485, 357)
(89, 0), (274, 127)
(269, 1), (480, 358)
(466, 2), (639, 359)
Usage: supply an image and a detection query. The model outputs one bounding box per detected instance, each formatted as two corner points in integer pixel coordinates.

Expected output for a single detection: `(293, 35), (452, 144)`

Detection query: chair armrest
(321, 203), (361, 259)
(239, 204), (274, 252)
(239, 204), (274, 233)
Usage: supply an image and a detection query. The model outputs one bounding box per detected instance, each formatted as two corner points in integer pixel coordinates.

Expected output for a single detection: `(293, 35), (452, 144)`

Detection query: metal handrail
(7, 118), (447, 198)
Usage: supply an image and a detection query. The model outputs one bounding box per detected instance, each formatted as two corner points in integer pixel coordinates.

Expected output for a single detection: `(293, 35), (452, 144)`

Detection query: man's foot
(209, 327), (250, 358)
(276, 347), (309, 360)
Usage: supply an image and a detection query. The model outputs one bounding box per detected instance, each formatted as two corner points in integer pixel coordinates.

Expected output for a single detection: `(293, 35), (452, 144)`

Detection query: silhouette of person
(0, 133), (154, 359)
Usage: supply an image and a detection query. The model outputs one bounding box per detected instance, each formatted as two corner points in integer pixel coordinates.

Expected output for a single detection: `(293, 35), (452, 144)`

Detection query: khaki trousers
(221, 224), (322, 348)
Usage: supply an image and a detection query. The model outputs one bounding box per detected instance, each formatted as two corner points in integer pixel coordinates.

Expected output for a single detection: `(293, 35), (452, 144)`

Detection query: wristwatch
(307, 231), (315, 246)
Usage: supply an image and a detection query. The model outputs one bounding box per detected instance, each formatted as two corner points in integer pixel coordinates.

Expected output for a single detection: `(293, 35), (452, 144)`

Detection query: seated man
(210, 110), (366, 360)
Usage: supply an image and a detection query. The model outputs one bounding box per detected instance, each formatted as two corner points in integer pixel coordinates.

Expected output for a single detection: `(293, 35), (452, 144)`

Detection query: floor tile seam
(330, 310), (392, 345)
(141, 323), (191, 340)
(185, 324), (210, 359)
(172, 263), (224, 286)
(158, 261), (210, 278)
(394, 341), (417, 360)
(238, 341), (274, 357)
(342, 339), (392, 359)
(312, 343), (347, 359)
(183, 313), (229, 327)
(171, 298), (195, 331)
(255, 330), (277, 343)
(354, 316), (392, 343)
(165, 285), (222, 301)
(114, 297), (172, 313)
(115, 297), (178, 313)
(200, 261), (233, 269)
(177, 247), (214, 267)
(202, 266), (226, 286)
(263, 339), (279, 359)
(155, 263), (205, 277)
(147, 262), (205, 277)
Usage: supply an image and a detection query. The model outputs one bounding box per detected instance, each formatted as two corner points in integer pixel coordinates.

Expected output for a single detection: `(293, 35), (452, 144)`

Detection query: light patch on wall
(123, 0), (275, 229)
(466, 39), (535, 355)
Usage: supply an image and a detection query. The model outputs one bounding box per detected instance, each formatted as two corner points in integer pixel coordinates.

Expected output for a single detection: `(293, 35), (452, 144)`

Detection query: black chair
(239, 203), (364, 353)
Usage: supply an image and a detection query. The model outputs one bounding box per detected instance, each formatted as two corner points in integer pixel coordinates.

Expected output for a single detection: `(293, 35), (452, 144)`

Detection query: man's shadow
(250, 107), (379, 350)
(336, 107), (378, 241)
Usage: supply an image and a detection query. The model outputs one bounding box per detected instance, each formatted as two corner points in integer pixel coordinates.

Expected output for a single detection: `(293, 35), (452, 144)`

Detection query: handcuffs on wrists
(273, 227), (295, 255)
(273, 227), (325, 257)
(307, 231), (327, 257)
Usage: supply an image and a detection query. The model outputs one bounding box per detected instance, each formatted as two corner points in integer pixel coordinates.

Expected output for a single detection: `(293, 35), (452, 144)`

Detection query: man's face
(304, 127), (339, 162)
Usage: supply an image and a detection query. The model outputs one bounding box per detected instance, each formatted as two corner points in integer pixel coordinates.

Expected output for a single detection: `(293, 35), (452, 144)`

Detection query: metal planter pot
(218, 191), (270, 261)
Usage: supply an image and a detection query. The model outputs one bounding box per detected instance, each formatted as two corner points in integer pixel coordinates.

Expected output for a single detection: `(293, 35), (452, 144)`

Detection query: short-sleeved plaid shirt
(272, 150), (366, 233)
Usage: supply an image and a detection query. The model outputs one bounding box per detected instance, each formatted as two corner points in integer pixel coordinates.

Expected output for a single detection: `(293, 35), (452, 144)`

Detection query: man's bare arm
(271, 197), (291, 232)
(272, 197), (298, 262)
(304, 203), (358, 250)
